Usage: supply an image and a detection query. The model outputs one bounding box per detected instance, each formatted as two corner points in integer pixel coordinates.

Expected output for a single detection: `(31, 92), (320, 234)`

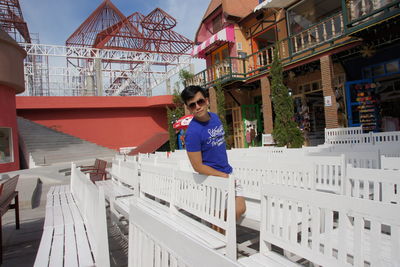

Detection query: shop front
(346, 58), (400, 132)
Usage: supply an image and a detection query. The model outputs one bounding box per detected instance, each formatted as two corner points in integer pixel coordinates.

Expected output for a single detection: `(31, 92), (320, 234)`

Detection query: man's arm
(187, 151), (228, 178)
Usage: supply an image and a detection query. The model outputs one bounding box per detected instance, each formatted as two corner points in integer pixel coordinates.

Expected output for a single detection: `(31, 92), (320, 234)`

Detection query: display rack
(345, 79), (380, 132)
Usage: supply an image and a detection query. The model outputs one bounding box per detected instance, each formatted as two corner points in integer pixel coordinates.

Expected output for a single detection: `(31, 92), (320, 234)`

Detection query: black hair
(180, 85), (208, 105)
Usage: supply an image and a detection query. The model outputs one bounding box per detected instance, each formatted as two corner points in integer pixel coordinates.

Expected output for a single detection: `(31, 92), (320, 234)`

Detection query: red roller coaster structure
(66, 0), (193, 60)
(64, 0), (193, 96)
(0, 0), (30, 42)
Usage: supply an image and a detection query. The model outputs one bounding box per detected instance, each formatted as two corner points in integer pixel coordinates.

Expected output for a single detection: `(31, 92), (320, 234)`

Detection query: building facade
(0, 30), (26, 172)
(189, 0), (400, 148)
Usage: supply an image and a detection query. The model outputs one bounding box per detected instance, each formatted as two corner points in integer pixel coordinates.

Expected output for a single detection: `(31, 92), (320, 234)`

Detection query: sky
(18, 0), (209, 93)
(19, 0), (209, 45)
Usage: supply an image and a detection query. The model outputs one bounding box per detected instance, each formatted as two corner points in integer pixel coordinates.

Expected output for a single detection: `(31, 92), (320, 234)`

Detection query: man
(180, 85), (246, 220)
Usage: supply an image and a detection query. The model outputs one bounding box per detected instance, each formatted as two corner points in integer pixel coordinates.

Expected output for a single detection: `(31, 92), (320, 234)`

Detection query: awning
(191, 25), (235, 59)
(254, 0), (298, 12)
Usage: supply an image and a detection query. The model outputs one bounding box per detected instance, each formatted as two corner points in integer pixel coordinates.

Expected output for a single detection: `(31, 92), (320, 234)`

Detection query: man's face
(186, 91), (209, 119)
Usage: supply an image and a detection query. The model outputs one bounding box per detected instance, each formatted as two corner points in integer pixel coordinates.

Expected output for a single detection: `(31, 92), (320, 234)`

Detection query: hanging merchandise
(244, 119), (257, 146)
(346, 79), (380, 132)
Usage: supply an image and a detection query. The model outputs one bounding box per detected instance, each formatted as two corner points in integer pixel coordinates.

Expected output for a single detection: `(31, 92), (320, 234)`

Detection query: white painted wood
(33, 227), (54, 267)
(346, 165), (400, 204)
(128, 204), (241, 267)
(64, 224), (78, 267)
(255, 184), (400, 266)
(48, 225), (64, 267)
(35, 162), (110, 267)
(381, 155), (400, 170)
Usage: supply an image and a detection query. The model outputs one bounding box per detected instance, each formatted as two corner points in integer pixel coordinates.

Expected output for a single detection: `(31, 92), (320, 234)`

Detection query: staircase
(17, 117), (116, 166)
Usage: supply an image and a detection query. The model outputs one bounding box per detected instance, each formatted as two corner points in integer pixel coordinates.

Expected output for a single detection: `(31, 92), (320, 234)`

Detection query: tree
(270, 47), (304, 148)
(179, 69), (194, 88)
(167, 91), (184, 151)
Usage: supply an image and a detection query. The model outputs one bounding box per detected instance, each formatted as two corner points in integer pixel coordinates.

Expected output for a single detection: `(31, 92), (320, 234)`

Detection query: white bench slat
(43, 206), (54, 228)
(137, 199), (226, 250)
(33, 227), (54, 267)
(74, 222), (95, 266)
(45, 194), (53, 208)
(129, 204), (241, 267)
(67, 195), (84, 225)
(52, 200), (64, 227)
(49, 226), (64, 267)
(60, 194), (76, 226)
(64, 224), (78, 267)
(47, 186), (55, 197)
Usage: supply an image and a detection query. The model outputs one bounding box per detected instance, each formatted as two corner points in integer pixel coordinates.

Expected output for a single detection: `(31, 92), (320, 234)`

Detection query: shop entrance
(231, 106), (244, 148)
(293, 86), (326, 146)
(242, 104), (262, 148)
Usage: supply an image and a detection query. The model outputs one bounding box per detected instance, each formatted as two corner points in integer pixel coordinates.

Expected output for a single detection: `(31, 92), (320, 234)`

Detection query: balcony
(290, 13), (344, 54)
(345, 0), (400, 32)
(187, 41), (290, 87)
(189, 1), (399, 88)
(187, 58), (246, 87)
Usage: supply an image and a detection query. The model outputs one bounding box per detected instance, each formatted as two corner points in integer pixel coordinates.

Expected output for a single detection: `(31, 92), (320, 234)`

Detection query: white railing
(325, 127), (400, 146)
(107, 145), (400, 266)
(21, 43), (185, 64)
(70, 163), (110, 267)
(20, 43), (192, 96)
(291, 13), (344, 54)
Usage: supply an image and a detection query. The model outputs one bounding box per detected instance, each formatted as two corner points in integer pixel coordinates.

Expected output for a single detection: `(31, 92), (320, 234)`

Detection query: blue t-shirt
(185, 112), (232, 174)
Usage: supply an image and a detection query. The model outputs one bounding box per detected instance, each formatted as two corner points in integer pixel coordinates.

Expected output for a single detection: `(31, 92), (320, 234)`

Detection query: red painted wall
(0, 85), (19, 173)
(16, 96), (174, 150)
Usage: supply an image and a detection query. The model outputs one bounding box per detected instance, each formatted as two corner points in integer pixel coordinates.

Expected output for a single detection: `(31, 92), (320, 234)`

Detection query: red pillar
(0, 30), (26, 172)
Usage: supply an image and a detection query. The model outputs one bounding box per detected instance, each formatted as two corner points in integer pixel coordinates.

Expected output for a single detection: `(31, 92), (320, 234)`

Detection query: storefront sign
(324, 96), (332, 107)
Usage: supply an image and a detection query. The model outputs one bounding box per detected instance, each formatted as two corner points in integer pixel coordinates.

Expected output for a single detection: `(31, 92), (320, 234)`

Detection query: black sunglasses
(188, 98), (206, 109)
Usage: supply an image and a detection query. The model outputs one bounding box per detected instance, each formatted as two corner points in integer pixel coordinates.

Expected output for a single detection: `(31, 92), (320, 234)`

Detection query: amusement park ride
(0, 0), (194, 96)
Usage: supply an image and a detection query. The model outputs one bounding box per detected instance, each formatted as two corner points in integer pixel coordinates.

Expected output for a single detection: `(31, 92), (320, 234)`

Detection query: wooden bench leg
(0, 215), (2, 264)
(15, 194), (20, 230)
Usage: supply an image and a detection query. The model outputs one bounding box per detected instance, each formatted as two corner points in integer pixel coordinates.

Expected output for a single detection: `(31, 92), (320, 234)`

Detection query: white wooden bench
(34, 163), (110, 267)
(381, 155), (400, 170)
(97, 159), (138, 220)
(128, 202), (241, 267)
(240, 183), (400, 266)
(230, 154), (345, 229)
(129, 162), (238, 261)
(346, 164), (400, 204)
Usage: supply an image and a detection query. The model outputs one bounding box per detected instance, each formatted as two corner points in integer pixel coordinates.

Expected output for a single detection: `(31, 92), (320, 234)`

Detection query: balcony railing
(189, 0), (399, 87)
(187, 41), (290, 87)
(291, 13), (344, 54)
(187, 57), (247, 87)
(346, 0), (400, 28)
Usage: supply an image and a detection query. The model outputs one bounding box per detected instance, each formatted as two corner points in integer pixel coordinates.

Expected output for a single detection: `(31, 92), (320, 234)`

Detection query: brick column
(320, 55), (339, 129)
(261, 76), (273, 133)
(208, 86), (218, 114)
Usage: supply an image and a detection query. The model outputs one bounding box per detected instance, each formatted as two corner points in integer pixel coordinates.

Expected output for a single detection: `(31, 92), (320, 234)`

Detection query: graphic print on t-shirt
(207, 125), (225, 147)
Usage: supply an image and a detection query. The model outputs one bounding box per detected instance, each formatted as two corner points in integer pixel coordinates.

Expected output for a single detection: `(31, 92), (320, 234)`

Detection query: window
(298, 80), (322, 94)
(287, 0), (341, 35)
(0, 128), (13, 163)
(212, 14), (222, 34)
